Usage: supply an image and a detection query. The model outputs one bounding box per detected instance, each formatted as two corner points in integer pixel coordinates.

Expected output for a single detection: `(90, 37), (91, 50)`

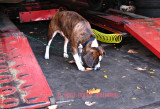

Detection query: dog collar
(83, 37), (95, 48)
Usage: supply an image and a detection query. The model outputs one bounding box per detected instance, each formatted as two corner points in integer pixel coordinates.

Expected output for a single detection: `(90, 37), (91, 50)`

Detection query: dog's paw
(94, 67), (101, 70)
(44, 55), (49, 59)
(63, 53), (69, 58)
(94, 63), (101, 70)
(78, 66), (85, 71)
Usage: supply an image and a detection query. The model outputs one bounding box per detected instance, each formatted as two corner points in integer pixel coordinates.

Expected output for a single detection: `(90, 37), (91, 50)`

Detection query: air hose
(92, 29), (123, 43)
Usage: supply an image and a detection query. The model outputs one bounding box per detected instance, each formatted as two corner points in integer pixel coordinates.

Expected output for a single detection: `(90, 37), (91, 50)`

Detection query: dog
(44, 11), (105, 71)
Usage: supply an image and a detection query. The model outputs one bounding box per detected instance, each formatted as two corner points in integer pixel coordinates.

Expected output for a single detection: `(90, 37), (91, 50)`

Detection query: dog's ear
(83, 50), (99, 68)
(98, 46), (106, 56)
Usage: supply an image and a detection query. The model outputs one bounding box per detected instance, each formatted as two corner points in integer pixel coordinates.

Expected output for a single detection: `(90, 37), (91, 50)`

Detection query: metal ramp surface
(0, 13), (55, 108)
(78, 9), (160, 58)
(125, 18), (160, 58)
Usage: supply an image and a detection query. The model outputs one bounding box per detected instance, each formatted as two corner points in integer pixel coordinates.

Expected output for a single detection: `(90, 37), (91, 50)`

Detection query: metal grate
(0, 36), (54, 108)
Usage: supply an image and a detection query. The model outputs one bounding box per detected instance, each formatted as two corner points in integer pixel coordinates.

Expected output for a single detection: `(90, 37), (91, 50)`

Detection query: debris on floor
(87, 88), (101, 94)
(128, 49), (138, 54)
(134, 67), (147, 71)
(84, 68), (94, 72)
(104, 75), (108, 78)
(85, 101), (96, 106)
(47, 105), (58, 109)
(68, 60), (75, 64)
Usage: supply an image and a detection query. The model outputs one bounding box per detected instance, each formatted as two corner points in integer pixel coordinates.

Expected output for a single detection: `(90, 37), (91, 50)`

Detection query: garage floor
(15, 21), (160, 109)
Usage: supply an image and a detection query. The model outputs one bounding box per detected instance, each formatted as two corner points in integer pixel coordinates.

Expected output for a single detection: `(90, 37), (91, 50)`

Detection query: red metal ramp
(125, 18), (160, 58)
(78, 9), (160, 58)
(0, 13), (55, 108)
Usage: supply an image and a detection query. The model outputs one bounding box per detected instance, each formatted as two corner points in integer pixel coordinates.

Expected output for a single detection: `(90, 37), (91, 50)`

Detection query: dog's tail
(48, 24), (53, 42)
(47, 12), (61, 43)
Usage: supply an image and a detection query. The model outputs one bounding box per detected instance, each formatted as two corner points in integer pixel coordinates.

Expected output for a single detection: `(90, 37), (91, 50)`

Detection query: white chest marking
(91, 39), (98, 47)
(99, 56), (102, 61)
(78, 44), (83, 53)
(78, 44), (83, 49)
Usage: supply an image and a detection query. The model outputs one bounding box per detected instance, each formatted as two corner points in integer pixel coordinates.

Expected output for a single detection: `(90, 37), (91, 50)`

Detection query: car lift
(0, 13), (56, 108)
(77, 8), (160, 58)
(0, 1), (160, 108)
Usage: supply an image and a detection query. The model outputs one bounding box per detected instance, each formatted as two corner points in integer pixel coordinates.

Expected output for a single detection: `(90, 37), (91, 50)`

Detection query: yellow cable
(92, 29), (122, 43)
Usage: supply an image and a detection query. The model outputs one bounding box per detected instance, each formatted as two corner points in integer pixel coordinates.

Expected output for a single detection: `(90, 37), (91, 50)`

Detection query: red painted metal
(19, 9), (59, 23)
(0, 0), (60, 20)
(90, 14), (127, 33)
(0, 12), (55, 108)
(0, 35), (55, 108)
(78, 9), (160, 58)
(125, 18), (160, 58)
(78, 10), (127, 33)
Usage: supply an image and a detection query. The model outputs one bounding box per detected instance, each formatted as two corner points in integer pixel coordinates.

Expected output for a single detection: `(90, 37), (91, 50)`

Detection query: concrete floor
(16, 21), (160, 109)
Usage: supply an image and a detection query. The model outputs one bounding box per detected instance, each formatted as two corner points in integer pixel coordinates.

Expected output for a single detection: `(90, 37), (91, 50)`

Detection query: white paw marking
(63, 53), (69, 58)
(44, 55), (49, 59)
(94, 62), (100, 70)
(44, 45), (50, 59)
(78, 66), (85, 71)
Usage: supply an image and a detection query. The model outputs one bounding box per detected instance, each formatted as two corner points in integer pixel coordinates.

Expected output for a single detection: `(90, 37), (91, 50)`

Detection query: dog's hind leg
(44, 31), (58, 59)
(63, 37), (69, 58)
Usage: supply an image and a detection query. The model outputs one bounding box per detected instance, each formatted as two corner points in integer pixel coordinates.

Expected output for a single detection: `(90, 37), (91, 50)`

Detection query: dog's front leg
(72, 47), (85, 71)
(73, 54), (85, 71)
(78, 44), (83, 65)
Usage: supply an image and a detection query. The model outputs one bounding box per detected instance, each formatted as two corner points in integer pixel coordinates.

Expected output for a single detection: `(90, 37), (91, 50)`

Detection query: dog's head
(83, 46), (105, 70)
